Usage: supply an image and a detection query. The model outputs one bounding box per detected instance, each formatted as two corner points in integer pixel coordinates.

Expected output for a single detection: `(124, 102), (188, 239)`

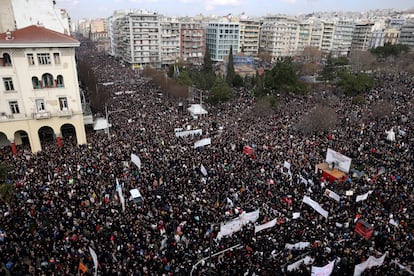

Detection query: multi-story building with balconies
(179, 20), (205, 65)
(351, 22), (375, 51)
(331, 19), (355, 57)
(160, 17), (180, 67)
(399, 19), (414, 48)
(259, 16), (299, 60)
(0, 25), (86, 153)
(239, 19), (260, 56)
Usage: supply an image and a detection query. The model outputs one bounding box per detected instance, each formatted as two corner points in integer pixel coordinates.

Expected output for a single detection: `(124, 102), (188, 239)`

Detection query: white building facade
(206, 21), (240, 62)
(0, 25), (86, 153)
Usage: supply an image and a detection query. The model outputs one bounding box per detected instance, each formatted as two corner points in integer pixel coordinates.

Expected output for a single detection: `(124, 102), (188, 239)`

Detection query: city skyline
(60, 0), (413, 21)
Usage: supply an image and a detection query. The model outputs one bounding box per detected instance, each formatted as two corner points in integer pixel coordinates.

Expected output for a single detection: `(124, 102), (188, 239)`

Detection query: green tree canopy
(205, 79), (232, 104)
(370, 43), (410, 59)
(226, 45), (235, 86)
(263, 58), (307, 94)
(337, 71), (374, 96)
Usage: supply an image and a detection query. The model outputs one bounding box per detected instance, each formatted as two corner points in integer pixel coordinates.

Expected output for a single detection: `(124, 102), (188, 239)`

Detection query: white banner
(255, 218), (277, 234)
(326, 148), (352, 173)
(131, 153), (141, 169)
(356, 191), (373, 202)
(292, 212), (301, 219)
(311, 260), (335, 276)
(116, 179), (125, 212)
(353, 254), (386, 276)
(194, 138), (211, 149)
(324, 189), (340, 202)
(287, 256), (314, 272)
(217, 209), (260, 239)
(285, 242), (310, 250)
(89, 246), (98, 276)
(175, 129), (202, 138)
(302, 196), (329, 218)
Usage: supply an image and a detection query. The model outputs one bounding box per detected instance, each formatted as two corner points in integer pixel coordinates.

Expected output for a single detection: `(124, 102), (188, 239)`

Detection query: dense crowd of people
(0, 42), (413, 276)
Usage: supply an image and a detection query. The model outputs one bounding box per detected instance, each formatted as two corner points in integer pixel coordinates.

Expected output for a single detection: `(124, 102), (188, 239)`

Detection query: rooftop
(0, 25), (79, 48)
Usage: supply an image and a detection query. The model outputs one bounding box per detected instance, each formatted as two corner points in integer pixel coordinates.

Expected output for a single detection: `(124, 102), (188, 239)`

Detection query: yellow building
(0, 25), (86, 153)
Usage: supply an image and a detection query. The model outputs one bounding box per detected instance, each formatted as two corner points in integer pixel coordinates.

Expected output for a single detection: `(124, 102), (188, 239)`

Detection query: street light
(105, 103), (127, 139)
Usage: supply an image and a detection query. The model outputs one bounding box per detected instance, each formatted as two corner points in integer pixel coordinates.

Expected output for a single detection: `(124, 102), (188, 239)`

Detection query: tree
(205, 79), (232, 104)
(232, 74), (244, 87)
(203, 46), (213, 73)
(264, 58), (307, 94)
(370, 43), (410, 59)
(318, 55), (349, 82)
(369, 101), (393, 121)
(336, 71), (374, 97)
(295, 105), (338, 135)
(257, 52), (273, 63)
(226, 45), (235, 86)
(349, 50), (376, 72)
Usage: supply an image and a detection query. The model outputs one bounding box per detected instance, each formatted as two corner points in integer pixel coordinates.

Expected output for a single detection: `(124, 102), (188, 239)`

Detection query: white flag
(356, 191), (372, 202)
(324, 189), (340, 202)
(353, 254), (386, 276)
(255, 218), (277, 234)
(311, 260), (335, 276)
(302, 196), (329, 218)
(131, 153), (141, 169)
(226, 197), (234, 208)
(89, 246), (98, 276)
(200, 164), (208, 176)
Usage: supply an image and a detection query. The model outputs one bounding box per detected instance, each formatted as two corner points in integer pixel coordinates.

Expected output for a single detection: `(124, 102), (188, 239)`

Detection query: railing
(57, 108), (72, 117)
(33, 111), (51, 119)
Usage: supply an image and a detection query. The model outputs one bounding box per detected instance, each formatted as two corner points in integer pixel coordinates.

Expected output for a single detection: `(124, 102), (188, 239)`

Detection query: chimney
(5, 30), (13, 40)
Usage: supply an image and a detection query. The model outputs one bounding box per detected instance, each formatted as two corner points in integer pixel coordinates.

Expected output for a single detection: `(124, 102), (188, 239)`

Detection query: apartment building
(206, 21), (240, 62)
(331, 19), (355, 57)
(399, 19), (414, 47)
(383, 28), (400, 45)
(0, 26), (86, 153)
(160, 17), (180, 67)
(239, 19), (261, 56)
(110, 10), (161, 68)
(351, 22), (375, 51)
(321, 21), (335, 53)
(259, 16), (299, 60)
(179, 20), (205, 65)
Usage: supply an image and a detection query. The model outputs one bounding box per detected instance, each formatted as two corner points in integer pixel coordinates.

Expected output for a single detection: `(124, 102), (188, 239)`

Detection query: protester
(0, 41), (413, 276)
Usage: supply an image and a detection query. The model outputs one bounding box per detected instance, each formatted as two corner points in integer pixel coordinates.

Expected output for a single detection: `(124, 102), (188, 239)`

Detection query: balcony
(33, 111), (51, 120)
(57, 108), (72, 117)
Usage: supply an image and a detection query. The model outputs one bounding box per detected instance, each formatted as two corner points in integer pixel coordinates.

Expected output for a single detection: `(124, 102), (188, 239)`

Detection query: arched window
(2, 53), (12, 66)
(32, 76), (40, 89)
(41, 73), (54, 88)
(56, 75), (64, 88)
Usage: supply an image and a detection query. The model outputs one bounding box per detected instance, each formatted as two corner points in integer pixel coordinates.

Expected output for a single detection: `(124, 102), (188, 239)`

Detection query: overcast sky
(59, 0), (413, 21)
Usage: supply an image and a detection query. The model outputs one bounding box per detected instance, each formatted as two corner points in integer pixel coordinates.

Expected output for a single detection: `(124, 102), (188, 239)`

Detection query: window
(3, 77), (14, 91)
(9, 101), (20, 114)
(27, 53), (35, 65)
(41, 73), (54, 88)
(56, 75), (64, 88)
(37, 53), (51, 65)
(53, 53), (60, 65)
(35, 99), (45, 112)
(32, 77), (40, 89)
(59, 97), (68, 110)
(3, 53), (12, 66)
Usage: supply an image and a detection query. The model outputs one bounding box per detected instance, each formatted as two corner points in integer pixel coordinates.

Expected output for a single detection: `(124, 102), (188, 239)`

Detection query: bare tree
(349, 50), (376, 72)
(369, 100), (393, 120)
(295, 105), (338, 135)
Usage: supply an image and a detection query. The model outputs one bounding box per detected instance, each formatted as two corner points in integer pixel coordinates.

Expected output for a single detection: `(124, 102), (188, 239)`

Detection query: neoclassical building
(0, 25), (86, 153)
